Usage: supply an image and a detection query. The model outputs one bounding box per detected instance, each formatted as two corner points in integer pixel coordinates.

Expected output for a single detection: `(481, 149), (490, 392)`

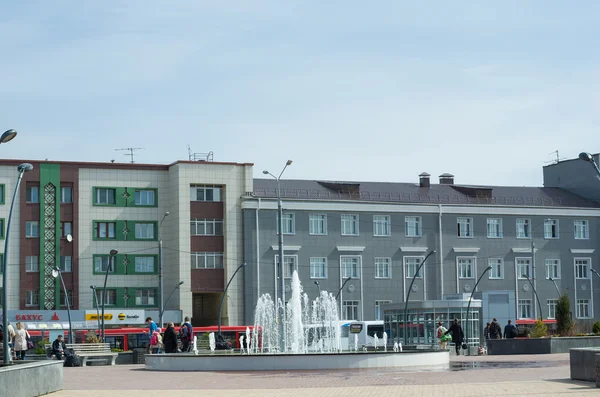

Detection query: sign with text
(84, 310), (145, 325)
(349, 323), (363, 334)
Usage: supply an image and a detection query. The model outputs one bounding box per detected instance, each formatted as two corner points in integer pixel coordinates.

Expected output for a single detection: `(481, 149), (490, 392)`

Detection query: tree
(556, 292), (573, 336)
(530, 318), (548, 338)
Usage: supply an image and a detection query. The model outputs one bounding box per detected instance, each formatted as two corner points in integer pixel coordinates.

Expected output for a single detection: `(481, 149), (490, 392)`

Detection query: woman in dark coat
(444, 318), (465, 355)
(163, 322), (178, 353)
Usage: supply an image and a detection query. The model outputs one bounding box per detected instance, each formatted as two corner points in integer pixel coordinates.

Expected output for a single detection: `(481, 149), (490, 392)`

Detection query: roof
(252, 179), (600, 208)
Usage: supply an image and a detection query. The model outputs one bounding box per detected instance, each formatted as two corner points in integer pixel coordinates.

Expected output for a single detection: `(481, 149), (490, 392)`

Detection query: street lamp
(0, 129), (17, 144)
(548, 277), (561, 297)
(158, 211), (170, 328)
(159, 281), (184, 325)
(522, 274), (543, 320)
(101, 249), (118, 342)
(403, 250), (435, 345)
(90, 286), (101, 337)
(263, 159), (292, 352)
(579, 152), (600, 179)
(218, 263), (247, 337)
(52, 266), (73, 344)
(590, 268), (600, 280)
(335, 276), (354, 320)
(314, 281), (321, 295)
(465, 266), (493, 356)
(2, 161), (33, 365)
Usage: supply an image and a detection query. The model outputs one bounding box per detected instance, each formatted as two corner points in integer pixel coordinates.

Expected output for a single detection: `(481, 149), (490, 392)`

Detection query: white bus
(340, 320), (387, 350)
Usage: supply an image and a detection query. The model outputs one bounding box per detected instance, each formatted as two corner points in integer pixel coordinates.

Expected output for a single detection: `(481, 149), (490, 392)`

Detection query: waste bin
(132, 348), (146, 364)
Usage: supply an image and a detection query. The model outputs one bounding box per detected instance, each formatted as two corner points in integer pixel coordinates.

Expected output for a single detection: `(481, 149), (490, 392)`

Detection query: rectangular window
(60, 222), (73, 238)
(134, 189), (155, 206)
(575, 258), (590, 279)
(0, 185), (4, 204)
(25, 221), (39, 237)
(135, 289), (155, 306)
(577, 299), (590, 319)
(341, 256), (361, 279)
(373, 215), (391, 237)
(190, 219), (224, 236)
(190, 185), (222, 202)
(309, 257), (327, 279)
(309, 214), (327, 235)
(457, 217), (473, 238)
(405, 216), (422, 237)
(94, 256), (114, 273)
(274, 255), (298, 279)
(405, 257), (423, 278)
(25, 256), (39, 272)
(60, 256), (72, 272)
(341, 214), (359, 236)
(375, 300), (392, 321)
(458, 257), (474, 278)
(488, 258), (504, 279)
(101, 289), (116, 306)
(547, 299), (558, 319)
(486, 218), (503, 238)
(134, 223), (155, 239)
(518, 299), (532, 319)
(0, 219), (4, 239)
(517, 258), (532, 279)
(374, 257), (391, 278)
(516, 218), (531, 239)
(95, 188), (116, 205)
(26, 186), (39, 203)
(135, 257), (155, 273)
(277, 213), (295, 235)
(190, 252), (224, 269)
(574, 220), (589, 240)
(60, 290), (73, 307)
(94, 222), (116, 239)
(60, 187), (73, 203)
(342, 300), (359, 320)
(25, 290), (39, 307)
(545, 259), (560, 279)
(544, 219), (559, 239)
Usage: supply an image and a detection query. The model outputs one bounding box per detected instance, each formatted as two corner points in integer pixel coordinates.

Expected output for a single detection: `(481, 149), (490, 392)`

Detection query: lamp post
(158, 211), (170, 328)
(3, 160), (33, 365)
(579, 152), (600, 179)
(522, 274), (543, 320)
(403, 250), (435, 346)
(101, 249), (118, 342)
(314, 281), (321, 296)
(218, 263), (247, 337)
(336, 276), (354, 320)
(465, 266), (493, 356)
(90, 286), (101, 337)
(52, 267), (73, 343)
(590, 268), (600, 280)
(548, 277), (561, 297)
(263, 159), (292, 352)
(159, 281), (183, 324)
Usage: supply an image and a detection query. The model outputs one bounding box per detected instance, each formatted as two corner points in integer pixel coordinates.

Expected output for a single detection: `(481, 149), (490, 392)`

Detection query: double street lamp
(101, 249), (118, 342)
(403, 250), (435, 345)
(465, 266), (493, 356)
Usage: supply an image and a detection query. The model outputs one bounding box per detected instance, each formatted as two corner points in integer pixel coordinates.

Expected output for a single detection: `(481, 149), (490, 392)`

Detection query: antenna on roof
(545, 150), (566, 165)
(115, 148), (144, 163)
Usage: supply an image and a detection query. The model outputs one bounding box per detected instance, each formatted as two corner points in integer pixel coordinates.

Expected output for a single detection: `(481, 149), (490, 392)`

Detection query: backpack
(437, 326), (447, 338)
(489, 323), (500, 339)
(183, 323), (193, 342)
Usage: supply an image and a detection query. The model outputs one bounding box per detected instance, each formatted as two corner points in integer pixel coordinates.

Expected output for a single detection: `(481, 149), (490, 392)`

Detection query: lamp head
(165, 211), (170, 217)
(109, 249), (118, 256)
(66, 234), (73, 243)
(521, 274), (528, 279)
(17, 163), (33, 172)
(0, 129), (17, 144)
(178, 281), (184, 286)
(90, 285), (96, 290)
(487, 266), (493, 270)
(51, 267), (60, 278)
(591, 268), (599, 275)
(314, 281), (320, 286)
(579, 152), (593, 162)
(262, 170), (269, 175)
(286, 160), (293, 166)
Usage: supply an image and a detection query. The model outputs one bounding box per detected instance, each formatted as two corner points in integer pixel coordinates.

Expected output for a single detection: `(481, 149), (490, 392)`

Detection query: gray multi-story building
(242, 158), (600, 331)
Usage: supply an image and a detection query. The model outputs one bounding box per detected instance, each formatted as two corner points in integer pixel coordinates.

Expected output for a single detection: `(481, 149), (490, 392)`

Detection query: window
(309, 214), (327, 235)
(190, 185), (222, 202)
(373, 215), (391, 237)
(94, 256), (114, 273)
(95, 188), (116, 205)
(518, 299), (532, 319)
(60, 222), (73, 238)
(341, 256), (361, 278)
(575, 258), (590, 279)
(487, 218), (503, 238)
(60, 290), (73, 307)
(405, 257), (423, 278)
(190, 219), (224, 236)
(0, 185), (4, 204)
(25, 290), (39, 307)
(488, 258), (504, 279)
(375, 257), (391, 278)
(516, 218), (531, 239)
(375, 300), (392, 321)
(405, 216), (422, 237)
(577, 299), (590, 319)
(274, 255), (298, 279)
(341, 214), (359, 236)
(134, 223), (155, 239)
(458, 257), (474, 279)
(100, 289), (116, 306)
(135, 257), (155, 273)
(60, 256), (72, 272)
(134, 190), (155, 206)
(191, 252), (224, 269)
(517, 258), (531, 279)
(277, 213), (295, 235)
(60, 187), (73, 203)
(0, 219), (4, 239)
(26, 186), (39, 203)
(25, 256), (39, 272)
(94, 222), (116, 239)
(342, 300), (359, 320)
(310, 257), (327, 279)
(25, 221), (39, 237)
(574, 220), (589, 240)
(457, 217), (473, 238)
(545, 259), (560, 279)
(136, 289), (155, 306)
(547, 299), (558, 319)
(544, 219), (559, 239)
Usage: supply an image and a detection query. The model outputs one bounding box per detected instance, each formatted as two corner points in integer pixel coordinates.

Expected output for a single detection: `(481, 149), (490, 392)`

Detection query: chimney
(439, 173), (455, 185)
(419, 172), (430, 188)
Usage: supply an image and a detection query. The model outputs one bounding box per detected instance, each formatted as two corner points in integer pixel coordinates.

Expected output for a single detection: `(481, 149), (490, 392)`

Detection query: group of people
(436, 317), (520, 355)
(484, 318), (519, 340)
(145, 316), (194, 354)
(0, 321), (33, 361)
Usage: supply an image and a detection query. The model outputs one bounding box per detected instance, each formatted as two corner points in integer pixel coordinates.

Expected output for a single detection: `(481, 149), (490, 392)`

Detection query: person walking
(489, 318), (502, 339)
(444, 319), (465, 356)
(163, 323), (178, 353)
(145, 317), (158, 353)
(13, 322), (28, 360)
(436, 321), (448, 350)
(180, 316), (194, 353)
(503, 319), (518, 339)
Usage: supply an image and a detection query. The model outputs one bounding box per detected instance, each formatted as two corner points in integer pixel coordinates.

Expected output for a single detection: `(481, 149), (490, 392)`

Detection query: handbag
(461, 342), (468, 350)
(26, 331), (34, 350)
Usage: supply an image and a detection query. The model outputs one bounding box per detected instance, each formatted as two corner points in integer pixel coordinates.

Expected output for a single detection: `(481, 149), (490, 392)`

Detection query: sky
(1, 1), (599, 186)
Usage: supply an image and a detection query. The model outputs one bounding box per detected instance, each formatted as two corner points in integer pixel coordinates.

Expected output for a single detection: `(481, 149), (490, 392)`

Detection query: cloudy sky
(1, 1), (598, 186)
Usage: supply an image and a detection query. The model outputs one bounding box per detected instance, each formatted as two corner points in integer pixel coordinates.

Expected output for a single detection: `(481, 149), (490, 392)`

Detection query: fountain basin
(145, 350), (449, 371)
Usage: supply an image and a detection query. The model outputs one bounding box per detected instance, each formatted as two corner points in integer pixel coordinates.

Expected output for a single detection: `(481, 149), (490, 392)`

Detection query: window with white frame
(135, 257), (155, 273)
(458, 257), (474, 279)
(341, 214), (359, 236)
(517, 258), (531, 279)
(574, 220), (589, 239)
(375, 300), (392, 321)
(545, 259), (560, 279)
(575, 258), (590, 279)
(134, 223), (155, 239)
(544, 219), (559, 239)
(25, 290), (39, 307)
(95, 188), (115, 205)
(342, 300), (359, 320)
(136, 289), (155, 305)
(457, 217), (473, 238)
(405, 257), (423, 278)
(190, 219), (224, 236)
(309, 214), (327, 235)
(547, 299), (558, 319)
(94, 222), (115, 239)
(277, 213), (295, 235)
(310, 257), (327, 279)
(275, 255), (298, 279)
(25, 256), (39, 272)
(26, 186), (39, 203)
(577, 299), (591, 318)
(516, 218), (531, 239)
(518, 299), (532, 319)
(100, 289), (116, 306)
(488, 258), (504, 279)
(341, 256), (361, 278)
(134, 189), (155, 206)
(60, 187), (73, 203)
(25, 221), (39, 237)
(94, 256), (114, 273)
(191, 252), (224, 269)
(190, 185), (222, 202)
(405, 216), (422, 237)
(487, 218), (503, 238)
(373, 215), (391, 237)
(60, 256), (72, 272)
(375, 257), (391, 278)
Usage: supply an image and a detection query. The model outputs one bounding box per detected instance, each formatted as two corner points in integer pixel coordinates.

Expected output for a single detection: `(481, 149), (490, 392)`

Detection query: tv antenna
(115, 147), (144, 163)
(545, 150), (566, 165)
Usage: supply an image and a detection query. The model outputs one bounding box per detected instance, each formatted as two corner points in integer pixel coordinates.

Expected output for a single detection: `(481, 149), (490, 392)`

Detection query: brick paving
(51, 353), (599, 396)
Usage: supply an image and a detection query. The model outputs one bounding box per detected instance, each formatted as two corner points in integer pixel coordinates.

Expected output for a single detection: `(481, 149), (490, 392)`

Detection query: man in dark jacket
(444, 318), (465, 355)
(51, 335), (67, 360)
(163, 322), (178, 353)
(504, 320), (518, 339)
(489, 318), (502, 339)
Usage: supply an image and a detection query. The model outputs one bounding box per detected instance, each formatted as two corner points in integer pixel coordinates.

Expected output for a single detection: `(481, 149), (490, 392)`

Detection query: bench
(45, 343), (117, 365)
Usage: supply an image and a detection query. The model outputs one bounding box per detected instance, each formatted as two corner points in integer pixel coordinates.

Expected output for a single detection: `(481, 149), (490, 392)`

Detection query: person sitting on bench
(52, 335), (67, 360)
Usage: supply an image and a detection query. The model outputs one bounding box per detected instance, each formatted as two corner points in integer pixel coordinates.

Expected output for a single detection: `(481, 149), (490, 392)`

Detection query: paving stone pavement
(52, 353), (599, 397)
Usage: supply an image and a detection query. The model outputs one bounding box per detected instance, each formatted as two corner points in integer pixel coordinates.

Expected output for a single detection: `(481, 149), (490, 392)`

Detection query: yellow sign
(118, 313), (126, 321)
(86, 314), (113, 321)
